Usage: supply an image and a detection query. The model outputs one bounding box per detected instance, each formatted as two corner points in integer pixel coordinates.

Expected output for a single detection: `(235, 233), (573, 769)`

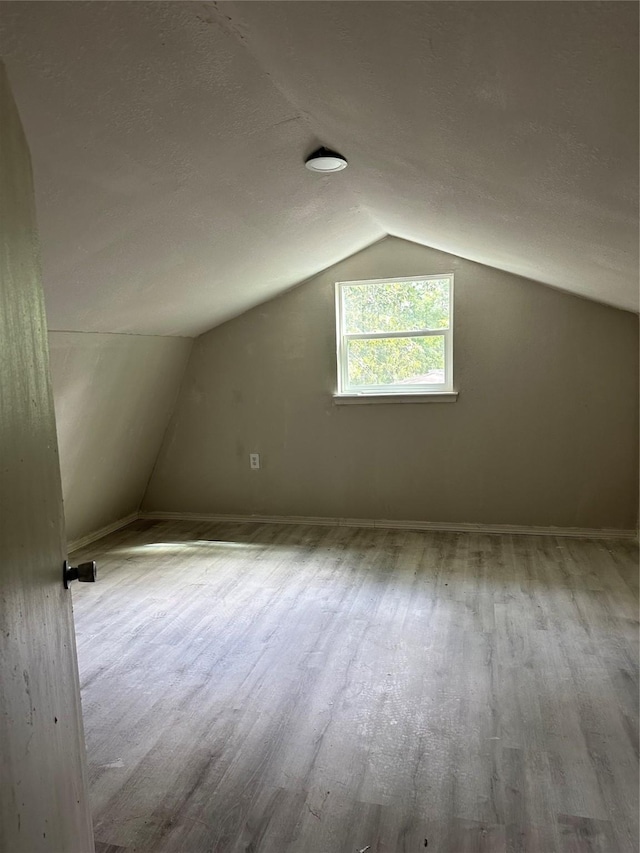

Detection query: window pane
(343, 279), (450, 334)
(347, 335), (445, 388)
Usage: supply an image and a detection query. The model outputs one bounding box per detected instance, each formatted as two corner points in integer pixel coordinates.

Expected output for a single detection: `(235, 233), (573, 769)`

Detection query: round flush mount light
(304, 147), (348, 173)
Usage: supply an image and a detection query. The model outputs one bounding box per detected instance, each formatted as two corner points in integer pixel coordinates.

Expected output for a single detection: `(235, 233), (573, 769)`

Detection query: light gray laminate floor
(71, 520), (639, 853)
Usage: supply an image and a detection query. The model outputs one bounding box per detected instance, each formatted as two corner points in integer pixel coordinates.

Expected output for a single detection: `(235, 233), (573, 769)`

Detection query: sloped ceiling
(0, 1), (637, 337)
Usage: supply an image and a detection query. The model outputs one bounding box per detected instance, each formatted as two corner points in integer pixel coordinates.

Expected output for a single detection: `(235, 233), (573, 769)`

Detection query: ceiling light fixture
(305, 147), (348, 173)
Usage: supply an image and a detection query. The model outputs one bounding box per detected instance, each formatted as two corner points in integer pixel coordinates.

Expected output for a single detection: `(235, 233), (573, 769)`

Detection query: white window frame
(335, 273), (454, 397)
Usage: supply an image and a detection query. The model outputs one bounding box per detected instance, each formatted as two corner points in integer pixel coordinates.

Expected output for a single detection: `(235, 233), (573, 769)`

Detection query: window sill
(333, 391), (459, 405)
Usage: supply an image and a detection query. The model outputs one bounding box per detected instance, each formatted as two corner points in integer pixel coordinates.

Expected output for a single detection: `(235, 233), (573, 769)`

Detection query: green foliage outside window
(343, 279), (449, 333)
(342, 279), (449, 387)
(348, 336), (445, 386)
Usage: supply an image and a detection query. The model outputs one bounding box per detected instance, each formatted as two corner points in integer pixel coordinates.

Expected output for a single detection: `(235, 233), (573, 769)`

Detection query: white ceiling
(1, 1), (637, 337)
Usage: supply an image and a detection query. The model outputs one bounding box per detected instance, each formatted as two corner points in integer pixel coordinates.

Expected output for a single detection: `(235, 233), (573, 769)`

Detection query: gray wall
(49, 331), (192, 544)
(143, 237), (639, 530)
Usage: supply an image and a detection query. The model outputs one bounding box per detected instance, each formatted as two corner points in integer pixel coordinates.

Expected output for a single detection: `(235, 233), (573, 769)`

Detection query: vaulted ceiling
(1, 1), (637, 336)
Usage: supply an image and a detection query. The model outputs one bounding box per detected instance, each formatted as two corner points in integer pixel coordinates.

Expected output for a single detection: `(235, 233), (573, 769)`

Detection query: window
(335, 274), (454, 397)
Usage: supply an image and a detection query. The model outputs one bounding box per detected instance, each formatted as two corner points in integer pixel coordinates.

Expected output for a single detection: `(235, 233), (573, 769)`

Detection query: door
(0, 62), (95, 852)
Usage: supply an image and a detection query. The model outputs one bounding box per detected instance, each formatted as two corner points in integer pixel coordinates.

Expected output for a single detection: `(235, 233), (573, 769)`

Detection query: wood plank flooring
(70, 520), (639, 853)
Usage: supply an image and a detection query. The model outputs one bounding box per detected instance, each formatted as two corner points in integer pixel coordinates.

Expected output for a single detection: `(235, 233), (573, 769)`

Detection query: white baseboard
(67, 513), (139, 553)
(139, 510), (637, 541)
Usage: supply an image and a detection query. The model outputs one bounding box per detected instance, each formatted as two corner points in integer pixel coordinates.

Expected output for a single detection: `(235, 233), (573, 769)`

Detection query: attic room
(0, 2), (638, 852)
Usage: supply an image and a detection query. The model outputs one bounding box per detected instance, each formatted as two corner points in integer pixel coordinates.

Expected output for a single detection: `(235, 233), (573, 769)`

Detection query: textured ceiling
(0, 1), (637, 337)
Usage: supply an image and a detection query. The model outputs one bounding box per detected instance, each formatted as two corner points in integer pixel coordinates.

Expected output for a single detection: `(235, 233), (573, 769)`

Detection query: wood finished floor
(71, 520), (639, 853)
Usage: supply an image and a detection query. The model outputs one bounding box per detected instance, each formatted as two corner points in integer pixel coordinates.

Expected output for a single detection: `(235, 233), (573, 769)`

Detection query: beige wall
(143, 237), (639, 530)
(49, 331), (192, 544)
